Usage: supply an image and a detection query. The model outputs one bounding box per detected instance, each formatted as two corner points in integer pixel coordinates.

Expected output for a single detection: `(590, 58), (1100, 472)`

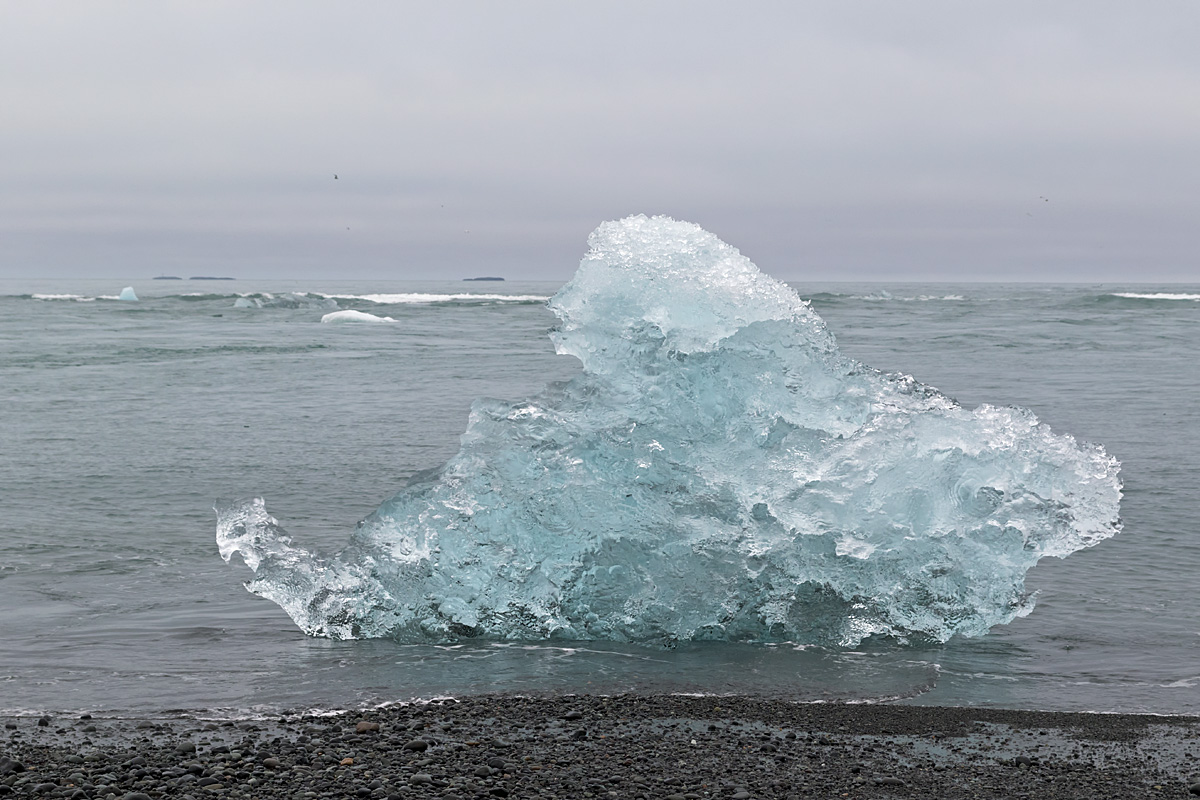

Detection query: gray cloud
(2, 2), (1198, 280)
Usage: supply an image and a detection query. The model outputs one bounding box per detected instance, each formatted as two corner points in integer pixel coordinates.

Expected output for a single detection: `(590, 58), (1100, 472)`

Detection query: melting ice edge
(216, 215), (1121, 647)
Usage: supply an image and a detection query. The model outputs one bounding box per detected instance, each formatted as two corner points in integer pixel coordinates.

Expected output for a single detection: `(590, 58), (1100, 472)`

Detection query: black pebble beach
(3, 695), (1199, 799)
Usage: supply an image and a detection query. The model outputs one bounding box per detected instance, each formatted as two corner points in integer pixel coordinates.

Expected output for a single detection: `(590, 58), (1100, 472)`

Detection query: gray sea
(2, 279), (1198, 717)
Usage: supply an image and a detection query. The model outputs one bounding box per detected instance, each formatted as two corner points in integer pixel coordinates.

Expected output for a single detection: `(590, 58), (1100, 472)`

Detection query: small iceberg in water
(218, 215), (1122, 647)
(118, 286), (138, 301)
(321, 309), (394, 323)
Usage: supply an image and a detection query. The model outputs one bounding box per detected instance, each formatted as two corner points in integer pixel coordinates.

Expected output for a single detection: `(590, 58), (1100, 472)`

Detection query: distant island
(463, 276), (504, 281)
(189, 276), (235, 280)
(153, 275), (182, 280)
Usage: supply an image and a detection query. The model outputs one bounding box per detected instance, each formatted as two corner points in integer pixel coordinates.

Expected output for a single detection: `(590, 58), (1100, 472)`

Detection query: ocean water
(2, 279), (1198, 717)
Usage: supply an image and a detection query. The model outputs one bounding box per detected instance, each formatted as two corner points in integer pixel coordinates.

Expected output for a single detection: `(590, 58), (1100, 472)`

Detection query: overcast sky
(2, 2), (1198, 281)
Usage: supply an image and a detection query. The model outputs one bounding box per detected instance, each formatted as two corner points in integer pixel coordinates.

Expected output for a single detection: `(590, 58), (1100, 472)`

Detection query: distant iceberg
(320, 309), (394, 323)
(118, 286), (138, 301)
(218, 215), (1122, 647)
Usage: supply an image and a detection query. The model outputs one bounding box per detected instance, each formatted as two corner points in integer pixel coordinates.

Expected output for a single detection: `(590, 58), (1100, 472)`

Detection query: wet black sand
(3, 695), (1199, 799)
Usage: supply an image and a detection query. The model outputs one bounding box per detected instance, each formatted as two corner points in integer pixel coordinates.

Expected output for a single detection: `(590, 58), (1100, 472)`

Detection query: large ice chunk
(217, 215), (1122, 646)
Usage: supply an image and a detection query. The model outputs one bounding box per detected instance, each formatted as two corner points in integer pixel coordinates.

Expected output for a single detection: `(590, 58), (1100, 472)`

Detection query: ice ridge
(216, 215), (1122, 647)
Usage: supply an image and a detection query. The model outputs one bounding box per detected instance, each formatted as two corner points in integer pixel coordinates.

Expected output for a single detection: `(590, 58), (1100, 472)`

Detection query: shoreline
(4, 695), (1199, 798)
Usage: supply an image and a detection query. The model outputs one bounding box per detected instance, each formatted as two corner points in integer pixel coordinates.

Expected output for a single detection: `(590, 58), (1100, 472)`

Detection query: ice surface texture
(217, 216), (1121, 646)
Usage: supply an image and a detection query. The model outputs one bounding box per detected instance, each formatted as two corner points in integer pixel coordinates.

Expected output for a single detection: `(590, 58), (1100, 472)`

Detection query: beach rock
(1187, 782), (1200, 796)
(402, 739), (428, 752)
(355, 721), (380, 733)
(0, 696), (1195, 800)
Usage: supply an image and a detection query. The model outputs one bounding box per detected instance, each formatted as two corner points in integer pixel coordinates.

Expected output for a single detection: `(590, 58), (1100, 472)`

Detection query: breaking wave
(1105, 292), (1200, 302)
(801, 291), (968, 304)
(216, 215), (1123, 647)
(320, 293), (549, 305)
(16, 291), (549, 307)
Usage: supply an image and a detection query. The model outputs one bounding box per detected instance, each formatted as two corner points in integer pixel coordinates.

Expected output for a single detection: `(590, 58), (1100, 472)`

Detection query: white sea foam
(320, 309), (394, 323)
(32, 293), (93, 301)
(1109, 292), (1200, 301)
(1160, 676), (1199, 688)
(854, 293), (966, 302)
(321, 293), (549, 305)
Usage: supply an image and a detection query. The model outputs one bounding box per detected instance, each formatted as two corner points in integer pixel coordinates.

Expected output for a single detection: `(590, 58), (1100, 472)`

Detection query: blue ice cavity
(118, 286), (138, 301)
(216, 215), (1122, 647)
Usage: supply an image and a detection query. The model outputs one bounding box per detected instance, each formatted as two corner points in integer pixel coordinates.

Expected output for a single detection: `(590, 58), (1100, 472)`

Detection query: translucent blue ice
(216, 215), (1122, 646)
(118, 286), (138, 301)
